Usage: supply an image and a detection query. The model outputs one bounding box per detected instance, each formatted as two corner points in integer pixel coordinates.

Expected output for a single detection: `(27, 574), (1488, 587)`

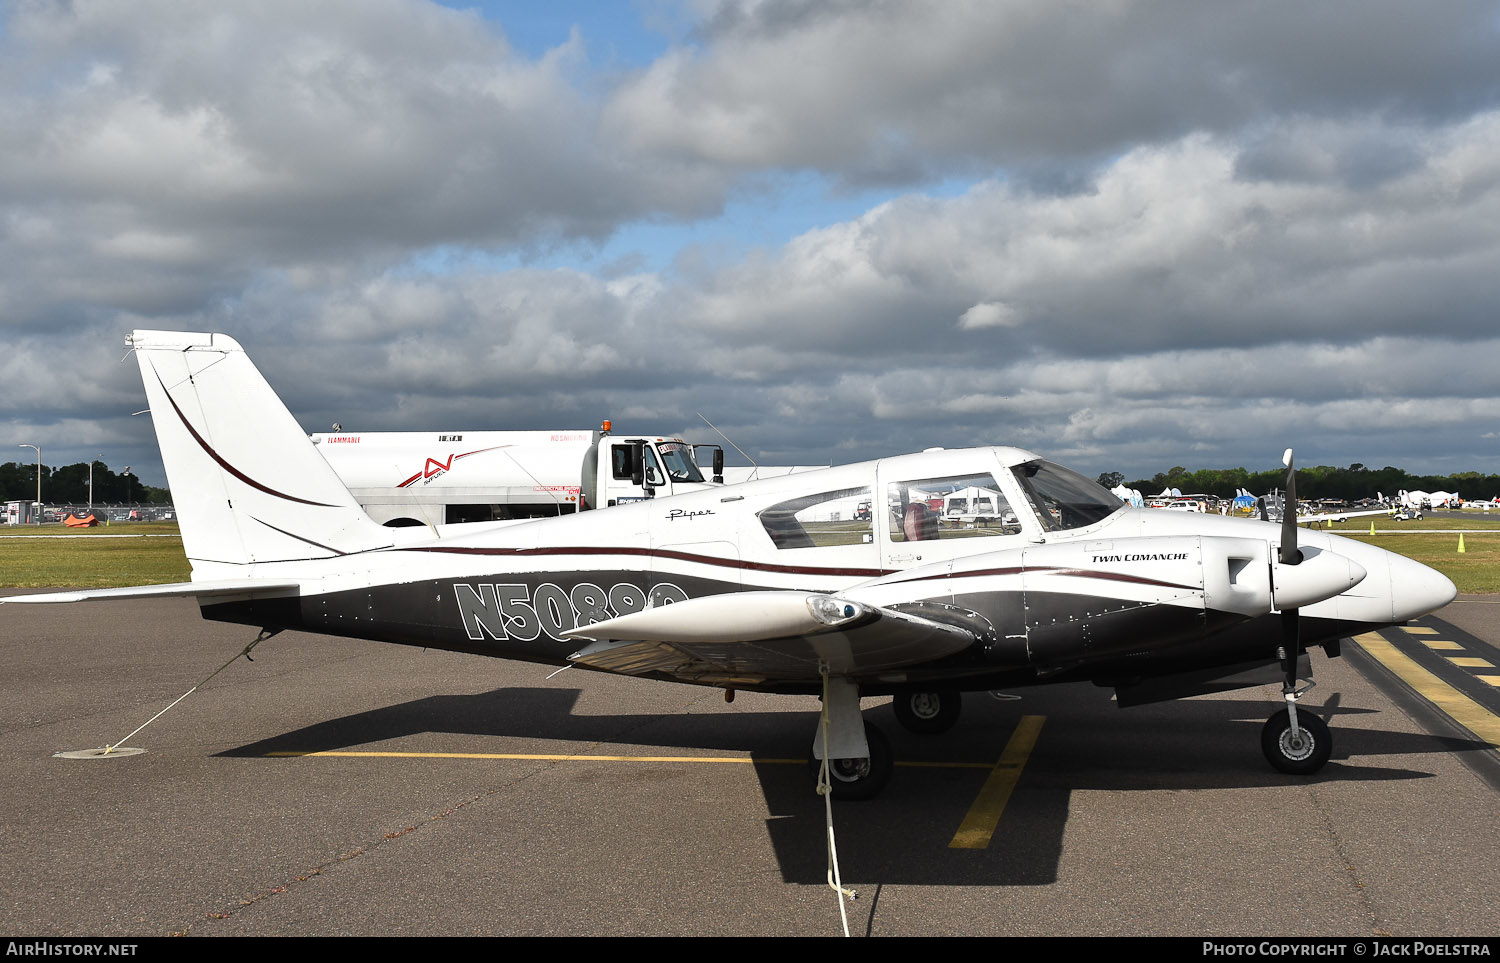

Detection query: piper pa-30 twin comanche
(2, 332), (1458, 799)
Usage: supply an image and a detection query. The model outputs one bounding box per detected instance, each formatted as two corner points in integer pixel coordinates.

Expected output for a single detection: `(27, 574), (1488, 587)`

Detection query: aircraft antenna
(696, 412), (759, 477)
(501, 449), (567, 515)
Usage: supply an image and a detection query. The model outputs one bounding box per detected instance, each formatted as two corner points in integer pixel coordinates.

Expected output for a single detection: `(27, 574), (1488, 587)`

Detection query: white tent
(942, 486), (1006, 516)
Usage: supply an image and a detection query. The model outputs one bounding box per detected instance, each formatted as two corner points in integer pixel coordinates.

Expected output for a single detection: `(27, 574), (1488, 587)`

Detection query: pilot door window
(758, 486), (874, 549)
(887, 473), (1022, 542)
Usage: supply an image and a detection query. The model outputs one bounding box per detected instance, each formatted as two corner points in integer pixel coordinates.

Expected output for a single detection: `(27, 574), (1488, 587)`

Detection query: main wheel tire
(1261, 707), (1332, 775)
(893, 689), (962, 734)
(811, 721), (893, 801)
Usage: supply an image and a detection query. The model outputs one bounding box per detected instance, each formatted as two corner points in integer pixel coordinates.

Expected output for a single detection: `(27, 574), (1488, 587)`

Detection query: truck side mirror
(713, 448), (724, 484)
(629, 441), (645, 488)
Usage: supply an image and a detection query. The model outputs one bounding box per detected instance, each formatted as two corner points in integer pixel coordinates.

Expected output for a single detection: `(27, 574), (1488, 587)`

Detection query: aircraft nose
(1388, 551), (1457, 622)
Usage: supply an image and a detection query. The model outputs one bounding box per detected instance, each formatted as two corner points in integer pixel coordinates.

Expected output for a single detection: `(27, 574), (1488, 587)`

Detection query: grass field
(1320, 515), (1500, 534)
(0, 523), (190, 588)
(1312, 514), (1500, 593)
(2, 519), (1497, 593)
(1335, 532), (1500, 594)
(0, 521), (183, 537)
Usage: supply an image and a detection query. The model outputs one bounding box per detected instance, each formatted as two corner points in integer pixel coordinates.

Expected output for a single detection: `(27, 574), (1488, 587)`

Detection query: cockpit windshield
(1011, 460), (1125, 532)
(656, 442), (705, 483)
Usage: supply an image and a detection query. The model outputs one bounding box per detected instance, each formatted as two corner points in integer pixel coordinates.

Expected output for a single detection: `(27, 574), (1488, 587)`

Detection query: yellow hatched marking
(1404, 627), (1440, 635)
(1447, 657), (1495, 668)
(1423, 640), (1464, 650)
(1479, 676), (1500, 688)
(949, 715), (1046, 850)
(1351, 633), (1500, 749)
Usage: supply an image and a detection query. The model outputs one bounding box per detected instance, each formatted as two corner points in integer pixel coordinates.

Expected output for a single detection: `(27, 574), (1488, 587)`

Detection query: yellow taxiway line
(1351, 632), (1500, 749)
(268, 749), (1000, 768)
(270, 750), (802, 764)
(948, 715), (1046, 850)
(272, 718), (1051, 850)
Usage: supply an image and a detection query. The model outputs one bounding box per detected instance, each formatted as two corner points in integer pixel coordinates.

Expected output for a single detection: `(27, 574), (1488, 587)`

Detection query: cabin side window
(886, 473), (1021, 542)
(758, 487), (873, 550)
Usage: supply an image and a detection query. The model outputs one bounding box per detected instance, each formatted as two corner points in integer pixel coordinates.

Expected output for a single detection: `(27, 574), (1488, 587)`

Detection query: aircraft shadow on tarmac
(216, 682), (1489, 887)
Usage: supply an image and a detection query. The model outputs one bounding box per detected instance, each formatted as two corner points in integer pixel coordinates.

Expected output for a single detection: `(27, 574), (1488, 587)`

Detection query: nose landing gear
(1261, 706), (1332, 775)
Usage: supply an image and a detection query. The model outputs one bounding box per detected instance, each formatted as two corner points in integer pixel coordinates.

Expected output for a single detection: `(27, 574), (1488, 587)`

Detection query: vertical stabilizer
(130, 331), (393, 567)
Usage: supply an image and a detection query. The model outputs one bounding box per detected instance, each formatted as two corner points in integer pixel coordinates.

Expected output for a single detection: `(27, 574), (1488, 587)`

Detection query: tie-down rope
(817, 662), (857, 937)
(101, 629), (277, 753)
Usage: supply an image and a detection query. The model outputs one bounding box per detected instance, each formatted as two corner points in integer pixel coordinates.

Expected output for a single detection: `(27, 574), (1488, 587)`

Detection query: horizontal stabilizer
(563, 591), (976, 683)
(1, 580), (301, 605)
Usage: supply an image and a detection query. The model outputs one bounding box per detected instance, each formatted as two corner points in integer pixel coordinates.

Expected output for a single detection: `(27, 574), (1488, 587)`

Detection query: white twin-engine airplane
(3, 332), (1458, 799)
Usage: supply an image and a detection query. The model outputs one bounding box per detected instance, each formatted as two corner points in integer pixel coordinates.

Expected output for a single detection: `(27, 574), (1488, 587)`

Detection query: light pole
(88, 453), (102, 514)
(18, 444), (40, 525)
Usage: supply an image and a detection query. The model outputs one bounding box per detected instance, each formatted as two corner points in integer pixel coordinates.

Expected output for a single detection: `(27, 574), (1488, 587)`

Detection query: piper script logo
(455, 580), (688, 642)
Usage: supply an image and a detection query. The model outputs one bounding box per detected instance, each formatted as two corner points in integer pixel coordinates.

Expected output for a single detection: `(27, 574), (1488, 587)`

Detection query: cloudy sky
(3, 0), (1499, 489)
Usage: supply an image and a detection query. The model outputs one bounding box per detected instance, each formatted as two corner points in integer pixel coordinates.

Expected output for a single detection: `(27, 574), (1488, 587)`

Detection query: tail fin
(130, 331), (393, 568)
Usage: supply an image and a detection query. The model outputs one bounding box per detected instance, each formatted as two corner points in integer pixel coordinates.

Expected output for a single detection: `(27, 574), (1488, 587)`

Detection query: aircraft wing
(561, 591), (976, 685)
(0, 580), (301, 604)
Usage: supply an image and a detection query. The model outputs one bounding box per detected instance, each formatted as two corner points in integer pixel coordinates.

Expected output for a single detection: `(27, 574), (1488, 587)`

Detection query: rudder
(130, 330), (393, 568)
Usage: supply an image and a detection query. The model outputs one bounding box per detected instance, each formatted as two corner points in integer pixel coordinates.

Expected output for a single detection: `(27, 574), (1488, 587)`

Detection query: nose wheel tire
(1261, 707), (1332, 775)
(892, 689), (962, 734)
(812, 721), (893, 801)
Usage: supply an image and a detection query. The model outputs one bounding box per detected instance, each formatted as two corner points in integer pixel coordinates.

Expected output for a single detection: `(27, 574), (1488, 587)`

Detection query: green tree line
(0, 461), (170, 505)
(1102, 464), (1500, 502)
(10, 458), (1499, 508)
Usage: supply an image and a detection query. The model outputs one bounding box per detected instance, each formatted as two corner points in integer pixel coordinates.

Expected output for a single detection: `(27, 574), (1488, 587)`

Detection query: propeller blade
(1279, 448), (1302, 565)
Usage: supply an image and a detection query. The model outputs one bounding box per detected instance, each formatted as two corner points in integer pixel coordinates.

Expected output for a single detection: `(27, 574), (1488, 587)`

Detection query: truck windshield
(656, 443), (705, 483)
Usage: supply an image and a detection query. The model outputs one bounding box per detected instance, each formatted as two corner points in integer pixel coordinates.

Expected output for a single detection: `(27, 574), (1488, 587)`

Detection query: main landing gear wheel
(893, 689), (962, 734)
(1261, 707), (1332, 775)
(812, 721), (893, 801)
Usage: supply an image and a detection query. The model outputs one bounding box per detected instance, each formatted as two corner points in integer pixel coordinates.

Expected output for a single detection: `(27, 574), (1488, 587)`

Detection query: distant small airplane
(0, 332), (1457, 799)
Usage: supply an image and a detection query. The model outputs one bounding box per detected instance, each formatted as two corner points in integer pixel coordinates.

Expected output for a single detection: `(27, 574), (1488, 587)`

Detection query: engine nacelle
(950, 535), (1363, 671)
